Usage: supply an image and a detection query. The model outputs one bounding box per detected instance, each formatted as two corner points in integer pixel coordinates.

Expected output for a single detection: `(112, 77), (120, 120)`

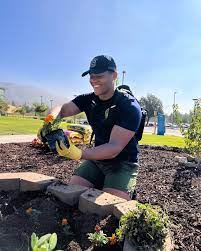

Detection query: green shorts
(74, 160), (139, 198)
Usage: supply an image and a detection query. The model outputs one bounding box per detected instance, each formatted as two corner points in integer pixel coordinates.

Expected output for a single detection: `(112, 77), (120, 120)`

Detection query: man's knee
(69, 175), (95, 188)
(103, 187), (131, 200)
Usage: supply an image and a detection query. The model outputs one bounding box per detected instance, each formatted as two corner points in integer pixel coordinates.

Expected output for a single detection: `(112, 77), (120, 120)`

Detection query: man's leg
(103, 162), (139, 200)
(69, 175), (94, 188)
(69, 160), (105, 189)
(103, 187), (131, 200)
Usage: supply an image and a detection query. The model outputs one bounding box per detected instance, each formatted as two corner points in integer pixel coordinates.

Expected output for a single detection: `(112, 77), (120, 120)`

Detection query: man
(43, 55), (142, 200)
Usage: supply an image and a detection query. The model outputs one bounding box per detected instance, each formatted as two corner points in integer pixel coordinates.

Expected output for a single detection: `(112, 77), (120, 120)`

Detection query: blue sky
(0, 0), (200, 114)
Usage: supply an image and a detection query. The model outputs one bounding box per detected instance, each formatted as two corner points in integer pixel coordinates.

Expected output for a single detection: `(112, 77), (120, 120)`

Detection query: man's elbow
(110, 145), (123, 158)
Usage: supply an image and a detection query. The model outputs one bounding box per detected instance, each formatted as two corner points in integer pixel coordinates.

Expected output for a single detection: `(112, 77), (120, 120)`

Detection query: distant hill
(0, 82), (69, 107)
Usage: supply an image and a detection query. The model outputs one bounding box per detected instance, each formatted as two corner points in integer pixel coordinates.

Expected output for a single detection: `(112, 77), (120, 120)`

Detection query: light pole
(172, 91), (177, 124)
(50, 99), (53, 110)
(192, 98), (199, 115)
(40, 96), (43, 105)
(73, 95), (77, 123)
(122, 70), (126, 85)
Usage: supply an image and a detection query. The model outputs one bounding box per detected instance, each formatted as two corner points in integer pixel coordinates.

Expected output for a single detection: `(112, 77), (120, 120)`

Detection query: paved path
(144, 127), (183, 137)
(0, 134), (36, 144)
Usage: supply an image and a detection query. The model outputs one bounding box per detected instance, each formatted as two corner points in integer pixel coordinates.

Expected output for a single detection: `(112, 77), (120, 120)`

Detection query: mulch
(0, 143), (200, 251)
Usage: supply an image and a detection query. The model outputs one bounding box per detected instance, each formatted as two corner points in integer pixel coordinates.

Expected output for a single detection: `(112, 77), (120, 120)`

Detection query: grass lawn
(140, 133), (185, 148)
(0, 116), (43, 135)
(0, 116), (185, 148)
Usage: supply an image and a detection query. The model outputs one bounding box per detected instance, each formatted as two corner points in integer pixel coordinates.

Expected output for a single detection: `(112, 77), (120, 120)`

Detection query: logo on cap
(90, 57), (98, 68)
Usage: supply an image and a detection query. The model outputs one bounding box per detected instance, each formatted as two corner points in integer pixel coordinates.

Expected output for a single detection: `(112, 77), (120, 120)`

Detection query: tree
(174, 99), (201, 167)
(139, 94), (163, 125)
(0, 98), (8, 115)
(16, 106), (26, 116)
(33, 103), (49, 116)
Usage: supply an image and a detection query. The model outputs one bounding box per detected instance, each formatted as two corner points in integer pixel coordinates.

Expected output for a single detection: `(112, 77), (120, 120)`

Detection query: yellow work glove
(56, 139), (82, 160)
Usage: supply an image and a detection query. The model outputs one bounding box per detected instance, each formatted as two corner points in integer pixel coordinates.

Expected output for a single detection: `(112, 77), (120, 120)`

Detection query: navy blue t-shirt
(72, 90), (142, 163)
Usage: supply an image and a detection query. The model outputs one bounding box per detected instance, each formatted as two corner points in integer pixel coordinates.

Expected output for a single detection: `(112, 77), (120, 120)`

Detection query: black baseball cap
(81, 55), (117, 77)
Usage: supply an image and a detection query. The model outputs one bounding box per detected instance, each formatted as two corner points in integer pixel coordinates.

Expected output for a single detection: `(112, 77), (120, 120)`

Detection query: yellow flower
(44, 114), (54, 124)
(26, 207), (33, 214)
(108, 233), (117, 245)
(61, 218), (68, 225)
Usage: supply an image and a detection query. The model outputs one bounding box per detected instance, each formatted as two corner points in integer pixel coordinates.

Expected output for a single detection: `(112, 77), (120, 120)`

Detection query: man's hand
(56, 139), (82, 160)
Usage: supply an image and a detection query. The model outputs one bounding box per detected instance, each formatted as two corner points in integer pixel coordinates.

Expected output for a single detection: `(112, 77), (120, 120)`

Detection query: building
(0, 87), (5, 100)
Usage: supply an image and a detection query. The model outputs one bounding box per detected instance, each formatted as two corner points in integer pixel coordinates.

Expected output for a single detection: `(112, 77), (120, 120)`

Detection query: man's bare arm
(49, 101), (81, 119)
(81, 125), (135, 160)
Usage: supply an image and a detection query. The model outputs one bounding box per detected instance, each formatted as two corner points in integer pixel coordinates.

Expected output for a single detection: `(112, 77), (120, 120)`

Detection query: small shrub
(116, 202), (170, 250)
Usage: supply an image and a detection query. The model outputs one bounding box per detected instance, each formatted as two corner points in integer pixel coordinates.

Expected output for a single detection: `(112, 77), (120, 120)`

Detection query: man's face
(89, 71), (117, 96)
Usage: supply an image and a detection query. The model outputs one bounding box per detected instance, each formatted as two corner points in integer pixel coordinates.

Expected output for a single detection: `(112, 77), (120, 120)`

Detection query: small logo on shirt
(105, 108), (110, 119)
(104, 105), (116, 120)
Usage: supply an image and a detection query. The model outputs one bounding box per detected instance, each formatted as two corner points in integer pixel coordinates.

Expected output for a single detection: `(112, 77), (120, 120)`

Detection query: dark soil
(0, 143), (201, 251)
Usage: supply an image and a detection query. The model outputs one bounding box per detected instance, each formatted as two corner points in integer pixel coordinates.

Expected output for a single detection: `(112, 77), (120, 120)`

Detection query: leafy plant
(173, 100), (201, 167)
(40, 115), (61, 138)
(31, 232), (62, 251)
(88, 230), (109, 247)
(116, 202), (169, 250)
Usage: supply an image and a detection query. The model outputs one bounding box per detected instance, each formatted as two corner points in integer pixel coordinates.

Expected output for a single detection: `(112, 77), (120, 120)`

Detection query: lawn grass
(140, 133), (185, 148)
(0, 116), (185, 148)
(0, 116), (43, 135)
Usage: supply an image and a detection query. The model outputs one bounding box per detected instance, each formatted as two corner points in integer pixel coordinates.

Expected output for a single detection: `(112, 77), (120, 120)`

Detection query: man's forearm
(81, 143), (121, 160)
(48, 106), (62, 119)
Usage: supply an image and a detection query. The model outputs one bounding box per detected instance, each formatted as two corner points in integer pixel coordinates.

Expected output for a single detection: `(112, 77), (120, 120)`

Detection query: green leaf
(49, 233), (57, 251)
(31, 233), (39, 250)
(35, 248), (47, 251)
(37, 234), (51, 247)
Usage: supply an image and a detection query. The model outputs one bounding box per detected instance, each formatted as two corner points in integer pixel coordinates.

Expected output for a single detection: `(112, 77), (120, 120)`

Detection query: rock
(0, 173), (20, 191)
(195, 157), (201, 164)
(78, 188), (126, 216)
(19, 172), (56, 191)
(174, 156), (187, 164)
(184, 162), (197, 168)
(113, 200), (137, 219)
(187, 155), (196, 162)
(47, 184), (88, 206)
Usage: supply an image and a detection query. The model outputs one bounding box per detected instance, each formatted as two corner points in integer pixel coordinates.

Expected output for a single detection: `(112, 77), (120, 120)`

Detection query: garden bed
(0, 143), (200, 250)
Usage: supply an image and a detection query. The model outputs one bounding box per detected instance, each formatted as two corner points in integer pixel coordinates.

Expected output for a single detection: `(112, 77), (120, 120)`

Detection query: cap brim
(81, 70), (90, 77)
(82, 68), (112, 77)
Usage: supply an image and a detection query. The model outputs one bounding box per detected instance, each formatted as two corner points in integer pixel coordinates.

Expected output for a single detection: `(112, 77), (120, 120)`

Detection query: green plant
(116, 203), (169, 250)
(174, 100), (201, 166)
(41, 114), (61, 137)
(31, 232), (63, 251)
(88, 230), (109, 247)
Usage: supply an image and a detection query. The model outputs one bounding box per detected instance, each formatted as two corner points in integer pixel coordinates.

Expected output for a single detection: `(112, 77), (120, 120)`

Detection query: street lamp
(73, 95), (77, 123)
(50, 99), (53, 110)
(122, 70), (126, 85)
(40, 96), (43, 105)
(192, 98), (199, 115)
(172, 91), (177, 124)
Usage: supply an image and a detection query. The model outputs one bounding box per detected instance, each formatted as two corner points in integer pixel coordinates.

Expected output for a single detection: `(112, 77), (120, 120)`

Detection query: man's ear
(112, 71), (118, 80)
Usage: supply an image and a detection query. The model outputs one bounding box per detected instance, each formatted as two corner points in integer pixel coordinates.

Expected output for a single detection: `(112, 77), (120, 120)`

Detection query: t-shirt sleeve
(71, 93), (92, 112)
(115, 99), (142, 132)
